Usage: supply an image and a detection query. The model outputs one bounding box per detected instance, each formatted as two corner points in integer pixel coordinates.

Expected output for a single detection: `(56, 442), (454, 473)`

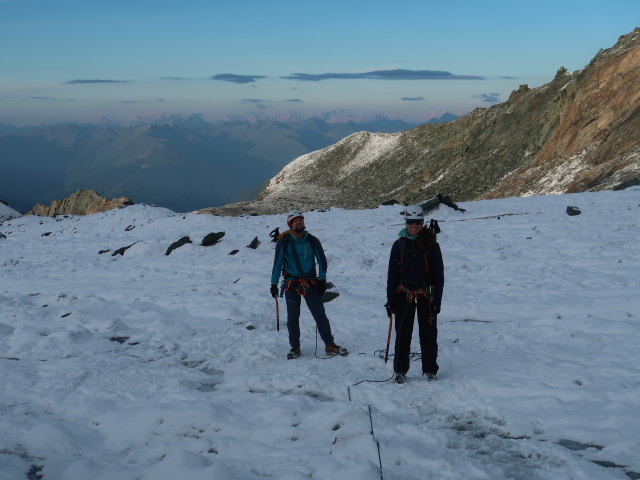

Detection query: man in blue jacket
(386, 205), (444, 383)
(271, 211), (347, 359)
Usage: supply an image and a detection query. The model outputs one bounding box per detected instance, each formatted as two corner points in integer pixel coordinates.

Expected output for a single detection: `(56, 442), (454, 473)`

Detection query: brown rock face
(27, 189), (134, 216)
(203, 28), (640, 216)
(483, 28), (640, 198)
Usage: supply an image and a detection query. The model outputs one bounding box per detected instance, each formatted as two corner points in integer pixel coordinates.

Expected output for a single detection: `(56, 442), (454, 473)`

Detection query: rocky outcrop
(201, 28), (640, 215)
(27, 189), (133, 216)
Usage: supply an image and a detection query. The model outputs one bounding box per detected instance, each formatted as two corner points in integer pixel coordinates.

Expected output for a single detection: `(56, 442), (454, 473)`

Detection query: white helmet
(403, 205), (424, 222)
(287, 210), (304, 228)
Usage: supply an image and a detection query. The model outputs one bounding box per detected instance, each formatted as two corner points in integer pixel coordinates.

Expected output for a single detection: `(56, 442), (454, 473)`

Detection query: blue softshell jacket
(271, 232), (327, 284)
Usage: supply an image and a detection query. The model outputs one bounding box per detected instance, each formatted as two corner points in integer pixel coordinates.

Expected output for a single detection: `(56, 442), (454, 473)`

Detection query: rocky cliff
(27, 189), (133, 216)
(202, 28), (640, 215)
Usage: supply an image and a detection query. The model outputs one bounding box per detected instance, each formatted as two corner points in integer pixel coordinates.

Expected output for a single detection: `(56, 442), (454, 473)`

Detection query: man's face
(291, 217), (305, 232)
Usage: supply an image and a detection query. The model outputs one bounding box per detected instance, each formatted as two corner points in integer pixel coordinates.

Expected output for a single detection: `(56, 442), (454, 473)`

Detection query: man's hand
(270, 284), (279, 298)
(431, 303), (441, 316)
(316, 278), (327, 295)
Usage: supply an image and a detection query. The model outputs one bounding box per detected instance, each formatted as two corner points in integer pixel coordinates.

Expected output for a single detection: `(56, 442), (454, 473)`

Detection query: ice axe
(275, 297), (280, 332)
(384, 311), (393, 364)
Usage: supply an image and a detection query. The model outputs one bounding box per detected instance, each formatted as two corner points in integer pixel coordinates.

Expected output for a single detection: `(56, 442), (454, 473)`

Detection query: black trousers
(393, 296), (439, 375)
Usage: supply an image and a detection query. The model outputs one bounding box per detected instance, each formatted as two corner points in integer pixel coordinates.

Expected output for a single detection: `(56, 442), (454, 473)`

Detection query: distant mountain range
(0, 113), (457, 213)
(205, 28), (640, 215)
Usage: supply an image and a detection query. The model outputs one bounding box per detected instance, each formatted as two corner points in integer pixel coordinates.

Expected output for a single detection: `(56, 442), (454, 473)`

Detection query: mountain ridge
(202, 28), (640, 215)
(0, 115), (433, 213)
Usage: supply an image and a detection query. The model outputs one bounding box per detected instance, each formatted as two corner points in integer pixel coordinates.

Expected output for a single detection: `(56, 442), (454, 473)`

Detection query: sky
(1, 0), (638, 126)
(1, 188), (639, 479)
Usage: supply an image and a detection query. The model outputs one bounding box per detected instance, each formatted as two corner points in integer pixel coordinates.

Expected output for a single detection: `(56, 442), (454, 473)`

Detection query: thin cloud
(285, 98), (303, 102)
(401, 96), (426, 101)
(212, 74), (266, 84)
(63, 79), (129, 85)
(160, 77), (192, 81)
(117, 98), (166, 104)
(499, 76), (517, 79)
(282, 69), (484, 81)
(473, 92), (501, 103)
(27, 96), (74, 102)
(241, 98), (270, 104)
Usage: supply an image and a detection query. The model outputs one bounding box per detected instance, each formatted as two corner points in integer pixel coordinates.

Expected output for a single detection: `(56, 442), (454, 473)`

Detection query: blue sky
(1, 0), (638, 126)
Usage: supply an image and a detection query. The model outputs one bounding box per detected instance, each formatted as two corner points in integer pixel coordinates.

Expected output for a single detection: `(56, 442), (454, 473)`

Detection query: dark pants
(393, 296), (439, 375)
(285, 288), (334, 348)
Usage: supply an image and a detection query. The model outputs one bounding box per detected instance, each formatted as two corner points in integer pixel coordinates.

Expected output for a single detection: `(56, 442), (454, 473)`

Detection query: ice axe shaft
(384, 312), (393, 364)
(275, 297), (280, 332)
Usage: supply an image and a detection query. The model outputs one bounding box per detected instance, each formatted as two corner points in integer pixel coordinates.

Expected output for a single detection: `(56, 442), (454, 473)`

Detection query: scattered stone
(556, 439), (604, 451)
(229, 250), (239, 255)
(112, 242), (139, 256)
(381, 199), (399, 205)
(245, 325), (256, 330)
(60, 312), (71, 318)
(109, 336), (130, 344)
(0, 232), (5, 239)
(246, 236), (260, 249)
(42, 232), (52, 237)
(98, 249), (110, 254)
(566, 206), (581, 216)
(202, 232), (225, 246)
(125, 224), (135, 231)
(166, 236), (192, 255)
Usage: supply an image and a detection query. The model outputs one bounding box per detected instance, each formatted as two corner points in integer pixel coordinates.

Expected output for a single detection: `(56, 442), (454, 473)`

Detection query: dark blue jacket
(387, 231), (444, 307)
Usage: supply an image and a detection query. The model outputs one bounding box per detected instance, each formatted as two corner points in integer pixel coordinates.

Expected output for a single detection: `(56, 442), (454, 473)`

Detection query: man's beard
(293, 226), (305, 233)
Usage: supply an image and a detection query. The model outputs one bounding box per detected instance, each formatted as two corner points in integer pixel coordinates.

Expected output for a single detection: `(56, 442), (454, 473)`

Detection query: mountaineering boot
(325, 343), (348, 356)
(424, 372), (437, 382)
(287, 346), (301, 360)
(394, 373), (406, 384)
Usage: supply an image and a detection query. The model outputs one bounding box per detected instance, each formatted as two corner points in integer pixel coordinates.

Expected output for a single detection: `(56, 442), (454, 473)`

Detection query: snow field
(1, 188), (639, 479)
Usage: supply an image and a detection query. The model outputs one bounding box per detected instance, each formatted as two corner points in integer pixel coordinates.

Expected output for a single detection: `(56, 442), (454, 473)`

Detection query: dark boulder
(166, 236), (192, 255)
(202, 232), (225, 246)
(112, 242), (140, 256)
(246, 236), (260, 249)
(566, 206), (581, 216)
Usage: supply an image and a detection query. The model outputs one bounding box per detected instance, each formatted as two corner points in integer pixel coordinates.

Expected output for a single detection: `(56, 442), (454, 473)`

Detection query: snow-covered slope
(1, 190), (639, 479)
(0, 202), (21, 223)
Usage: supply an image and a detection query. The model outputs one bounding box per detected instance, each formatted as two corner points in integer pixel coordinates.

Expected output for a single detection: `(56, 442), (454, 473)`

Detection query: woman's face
(406, 220), (423, 236)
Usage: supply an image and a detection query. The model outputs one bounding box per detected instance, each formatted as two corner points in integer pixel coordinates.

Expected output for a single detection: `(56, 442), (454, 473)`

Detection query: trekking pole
(384, 312), (393, 364)
(275, 297), (280, 332)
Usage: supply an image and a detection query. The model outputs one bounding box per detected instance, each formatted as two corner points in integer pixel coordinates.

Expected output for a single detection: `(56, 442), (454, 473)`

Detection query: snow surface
(1, 189), (639, 480)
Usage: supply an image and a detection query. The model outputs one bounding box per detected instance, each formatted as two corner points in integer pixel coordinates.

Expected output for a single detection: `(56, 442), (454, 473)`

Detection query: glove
(316, 278), (327, 296)
(384, 299), (397, 316)
(430, 303), (441, 316)
(270, 284), (279, 298)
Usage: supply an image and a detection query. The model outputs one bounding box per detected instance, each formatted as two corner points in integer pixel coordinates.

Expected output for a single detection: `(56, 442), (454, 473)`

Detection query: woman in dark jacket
(386, 205), (444, 384)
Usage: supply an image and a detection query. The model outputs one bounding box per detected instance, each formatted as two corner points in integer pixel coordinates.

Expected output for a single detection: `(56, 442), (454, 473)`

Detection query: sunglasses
(406, 219), (423, 225)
